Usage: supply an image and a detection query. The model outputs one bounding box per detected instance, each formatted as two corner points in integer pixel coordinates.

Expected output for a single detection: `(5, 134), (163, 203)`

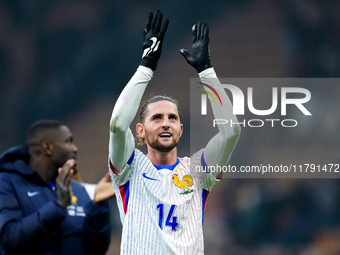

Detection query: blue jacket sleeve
(0, 174), (66, 253)
(83, 201), (111, 255)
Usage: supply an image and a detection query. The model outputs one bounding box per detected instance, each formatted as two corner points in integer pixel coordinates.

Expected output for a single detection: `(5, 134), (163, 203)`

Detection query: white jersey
(108, 65), (240, 254)
(109, 148), (218, 255)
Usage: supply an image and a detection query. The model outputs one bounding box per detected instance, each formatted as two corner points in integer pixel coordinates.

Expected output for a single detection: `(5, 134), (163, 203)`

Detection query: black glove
(140, 10), (169, 71)
(180, 22), (212, 73)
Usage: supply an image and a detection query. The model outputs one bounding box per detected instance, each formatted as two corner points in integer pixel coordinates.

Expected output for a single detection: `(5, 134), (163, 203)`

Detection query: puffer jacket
(0, 146), (111, 255)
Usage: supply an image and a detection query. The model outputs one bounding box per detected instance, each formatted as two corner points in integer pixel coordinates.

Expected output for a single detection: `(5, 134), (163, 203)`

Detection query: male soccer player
(0, 120), (114, 255)
(109, 10), (240, 254)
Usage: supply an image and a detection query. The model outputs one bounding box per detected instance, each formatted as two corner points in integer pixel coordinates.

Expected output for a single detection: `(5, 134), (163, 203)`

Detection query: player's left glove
(180, 21), (212, 73)
(140, 10), (169, 71)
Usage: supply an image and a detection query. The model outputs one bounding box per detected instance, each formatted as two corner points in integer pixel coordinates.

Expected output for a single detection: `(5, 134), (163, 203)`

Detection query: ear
(180, 123), (183, 137)
(42, 141), (53, 156)
(136, 123), (145, 138)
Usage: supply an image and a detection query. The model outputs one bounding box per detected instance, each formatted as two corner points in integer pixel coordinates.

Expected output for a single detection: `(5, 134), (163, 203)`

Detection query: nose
(162, 117), (170, 129)
(73, 144), (78, 154)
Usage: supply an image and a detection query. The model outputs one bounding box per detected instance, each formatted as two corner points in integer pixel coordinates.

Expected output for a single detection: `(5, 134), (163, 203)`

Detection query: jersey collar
(154, 157), (180, 170)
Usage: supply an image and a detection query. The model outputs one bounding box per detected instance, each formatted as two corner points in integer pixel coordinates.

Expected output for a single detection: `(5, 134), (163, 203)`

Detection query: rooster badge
(172, 174), (194, 195)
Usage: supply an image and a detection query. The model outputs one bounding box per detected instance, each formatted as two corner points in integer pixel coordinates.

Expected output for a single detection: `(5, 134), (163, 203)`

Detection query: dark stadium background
(1, 0), (340, 254)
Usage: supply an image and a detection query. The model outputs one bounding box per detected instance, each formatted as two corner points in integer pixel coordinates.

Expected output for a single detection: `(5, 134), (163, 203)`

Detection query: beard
(146, 136), (180, 153)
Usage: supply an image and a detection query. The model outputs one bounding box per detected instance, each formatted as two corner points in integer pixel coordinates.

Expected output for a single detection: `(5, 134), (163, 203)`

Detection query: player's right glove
(140, 10), (169, 71)
(180, 21), (212, 73)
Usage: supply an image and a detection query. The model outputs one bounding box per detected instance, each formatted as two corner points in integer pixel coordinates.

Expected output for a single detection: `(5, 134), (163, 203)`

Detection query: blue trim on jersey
(202, 189), (209, 224)
(119, 181), (130, 214)
(154, 158), (180, 170)
(201, 152), (210, 173)
(124, 181), (130, 207)
(127, 150), (135, 165)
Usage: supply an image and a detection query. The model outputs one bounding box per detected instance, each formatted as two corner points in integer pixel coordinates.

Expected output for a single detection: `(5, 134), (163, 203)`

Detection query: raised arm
(180, 22), (241, 169)
(109, 10), (169, 172)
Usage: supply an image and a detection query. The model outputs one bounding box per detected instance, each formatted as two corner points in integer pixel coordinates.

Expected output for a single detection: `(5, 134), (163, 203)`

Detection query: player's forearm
(110, 66), (153, 133)
(199, 67), (241, 139)
(109, 66), (153, 170)
(199, 67), (241, 168)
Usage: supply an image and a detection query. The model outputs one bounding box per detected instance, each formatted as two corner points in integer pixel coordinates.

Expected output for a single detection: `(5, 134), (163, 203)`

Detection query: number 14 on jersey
(157, 204), (179, 231)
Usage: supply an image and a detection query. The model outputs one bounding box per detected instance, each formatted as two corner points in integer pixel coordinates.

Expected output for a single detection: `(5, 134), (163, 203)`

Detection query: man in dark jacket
(0, 120), (113, 255)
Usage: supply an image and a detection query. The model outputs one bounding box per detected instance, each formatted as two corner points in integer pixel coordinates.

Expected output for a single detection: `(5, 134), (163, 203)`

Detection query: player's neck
(147, 147), (178, 166)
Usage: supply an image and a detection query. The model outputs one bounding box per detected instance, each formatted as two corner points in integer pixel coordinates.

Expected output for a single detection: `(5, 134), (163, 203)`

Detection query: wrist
(195, 62), (212, 73)
(140, 58), (158, 71)
(198, 66), (216, 78)
(138, 65), (154, 72)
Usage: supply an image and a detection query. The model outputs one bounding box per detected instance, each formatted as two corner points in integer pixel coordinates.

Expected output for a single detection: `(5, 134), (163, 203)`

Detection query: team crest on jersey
(172, 168), (194, 200)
